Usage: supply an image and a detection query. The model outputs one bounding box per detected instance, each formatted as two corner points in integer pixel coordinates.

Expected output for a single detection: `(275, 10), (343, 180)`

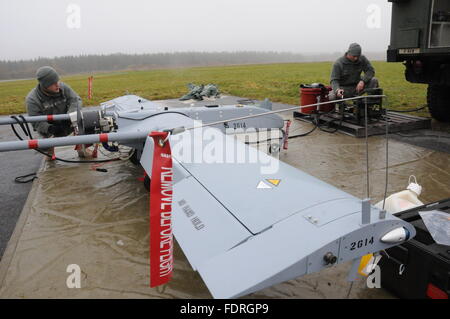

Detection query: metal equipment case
(379, 198), (450, 299)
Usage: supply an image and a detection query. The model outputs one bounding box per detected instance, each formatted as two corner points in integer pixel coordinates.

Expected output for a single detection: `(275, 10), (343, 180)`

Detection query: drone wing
(139, 123), (415, 299)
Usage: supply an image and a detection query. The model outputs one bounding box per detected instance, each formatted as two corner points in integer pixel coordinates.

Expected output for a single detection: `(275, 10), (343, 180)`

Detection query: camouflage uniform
(329, 49), (379, 100)
(26, 82), (82, 138)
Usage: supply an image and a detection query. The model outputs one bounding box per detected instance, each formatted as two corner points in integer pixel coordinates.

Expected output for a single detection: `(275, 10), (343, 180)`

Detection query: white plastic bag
(419, 210), (450, 246)
(375, 176), (423, 214)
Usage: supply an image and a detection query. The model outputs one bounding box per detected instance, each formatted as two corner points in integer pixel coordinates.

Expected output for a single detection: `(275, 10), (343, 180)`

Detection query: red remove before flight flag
(149, 131), (174, 287)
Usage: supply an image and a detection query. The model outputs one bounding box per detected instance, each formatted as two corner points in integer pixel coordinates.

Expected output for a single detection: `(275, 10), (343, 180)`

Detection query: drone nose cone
(381, 227), (410, 244)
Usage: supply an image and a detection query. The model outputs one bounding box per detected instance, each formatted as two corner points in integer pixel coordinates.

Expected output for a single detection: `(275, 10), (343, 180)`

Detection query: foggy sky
(0, 0), (392, 61)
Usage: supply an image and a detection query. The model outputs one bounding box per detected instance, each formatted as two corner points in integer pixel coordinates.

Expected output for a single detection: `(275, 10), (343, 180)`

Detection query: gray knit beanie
(347, 43), (362, 57)
(36, 66), (60, 88)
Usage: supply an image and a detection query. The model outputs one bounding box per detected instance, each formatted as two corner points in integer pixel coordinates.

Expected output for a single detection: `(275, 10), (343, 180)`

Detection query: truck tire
(427, 85), (450, 122)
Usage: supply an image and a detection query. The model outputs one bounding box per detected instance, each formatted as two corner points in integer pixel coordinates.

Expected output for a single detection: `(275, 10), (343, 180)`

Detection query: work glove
(48, 123), (70, 137)
(47, 125), (55, 136)
(47, 124), (62, 136)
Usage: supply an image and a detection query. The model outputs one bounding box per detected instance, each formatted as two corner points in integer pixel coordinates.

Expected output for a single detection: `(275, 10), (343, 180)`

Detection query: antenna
(362, 97), (371, 225)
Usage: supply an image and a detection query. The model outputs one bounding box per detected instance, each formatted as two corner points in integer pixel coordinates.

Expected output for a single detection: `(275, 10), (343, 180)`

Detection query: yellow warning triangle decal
(266, 179), (281, 186)
(358, 254), (373, 276)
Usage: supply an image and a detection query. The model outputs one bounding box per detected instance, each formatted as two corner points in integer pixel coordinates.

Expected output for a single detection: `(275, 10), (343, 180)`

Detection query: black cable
(19, 115), (33, 138)
(317, 114), (342, 134)
(241, 128), (284, 145)
(289, 97), (402, 139)
(118, 111), (190, 121)
(102, 142), (119, 152)
(288, 124), (317, 138)
(10, 116), (29, 138)
(10, 123), (24, 141)
(14, 173), (37, 183)
(290, 99), (377, 138)
(392, 132), (450, 139)
(287, 113), (322, 139)
(386, 105), (427, 113)
(310, 106), (344, 134)
(244, 137), (283, 145)
(9, 118), (40, 183)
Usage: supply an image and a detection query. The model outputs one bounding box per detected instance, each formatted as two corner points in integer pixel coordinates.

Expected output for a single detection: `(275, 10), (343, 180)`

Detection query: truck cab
(388, 0), (450, 122)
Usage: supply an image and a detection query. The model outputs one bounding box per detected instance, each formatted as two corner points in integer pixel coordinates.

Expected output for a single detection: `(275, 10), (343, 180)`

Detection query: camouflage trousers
(328, 77), (379, 100)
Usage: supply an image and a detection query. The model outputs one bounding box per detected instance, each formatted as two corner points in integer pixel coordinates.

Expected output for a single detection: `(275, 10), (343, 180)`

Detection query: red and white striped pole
(88, 76), (93, 99)
(0, 131), (149, 152)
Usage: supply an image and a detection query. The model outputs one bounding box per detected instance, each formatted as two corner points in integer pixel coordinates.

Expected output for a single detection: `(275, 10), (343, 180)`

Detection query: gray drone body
(0, 95), (416, 298)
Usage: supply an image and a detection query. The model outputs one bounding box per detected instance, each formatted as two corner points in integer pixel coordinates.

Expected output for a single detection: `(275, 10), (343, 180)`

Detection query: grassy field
(0, 61), (429, 117)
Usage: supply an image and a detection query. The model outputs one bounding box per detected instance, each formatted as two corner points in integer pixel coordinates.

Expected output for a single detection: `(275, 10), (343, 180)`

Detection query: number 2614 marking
(350, 237), (374, 251)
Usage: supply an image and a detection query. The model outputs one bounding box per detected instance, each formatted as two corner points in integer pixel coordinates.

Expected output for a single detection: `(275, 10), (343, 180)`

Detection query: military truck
(387, 0), (450, 122)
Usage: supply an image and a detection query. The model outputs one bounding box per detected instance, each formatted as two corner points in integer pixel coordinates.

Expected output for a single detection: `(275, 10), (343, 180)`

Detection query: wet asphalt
(0, 124), (42, 259)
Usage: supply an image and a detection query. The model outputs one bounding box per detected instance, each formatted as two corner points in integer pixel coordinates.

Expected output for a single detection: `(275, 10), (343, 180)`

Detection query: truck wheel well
(427, 85), (450, 122)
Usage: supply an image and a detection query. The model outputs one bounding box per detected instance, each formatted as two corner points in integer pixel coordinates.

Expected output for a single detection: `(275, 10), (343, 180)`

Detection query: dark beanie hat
(36, 66), (60, 88)
(347, 43), (362, 57)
